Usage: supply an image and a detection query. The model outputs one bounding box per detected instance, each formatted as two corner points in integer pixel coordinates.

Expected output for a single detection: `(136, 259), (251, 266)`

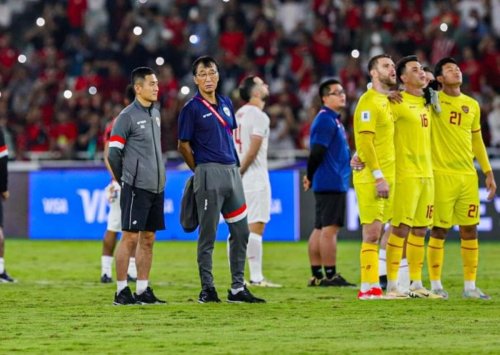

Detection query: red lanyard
(195, 96), (233, 136)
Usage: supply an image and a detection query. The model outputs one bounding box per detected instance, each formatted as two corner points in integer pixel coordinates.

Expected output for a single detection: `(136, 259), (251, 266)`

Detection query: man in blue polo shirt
(178, 56), (265, 304)
(303, 78), (355, 287)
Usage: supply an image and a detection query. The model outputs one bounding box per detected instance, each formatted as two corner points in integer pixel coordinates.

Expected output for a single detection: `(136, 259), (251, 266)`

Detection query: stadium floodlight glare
(0, 91), (2, 98)
(63, 90), (73, 99)
(180, 86), (190, 95)
(36, 17), (45, 27)
(133, 26), (143, 36)
(440, 23), (448, 32)
(88, 86), (97, 95)
(351, 49), (360, 59)
(18, 54), (27, 64)
(222, 0), (230, 3)
(189, 35), (199, 44)
(156, 57), (165, 66)
(138, 0), (148, 3)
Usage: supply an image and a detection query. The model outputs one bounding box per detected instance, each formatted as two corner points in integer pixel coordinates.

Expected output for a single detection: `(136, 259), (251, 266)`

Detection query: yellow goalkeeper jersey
(391, 91), (433, 179)
(431, 91), (480, 175)
(353, 88), (395, 183)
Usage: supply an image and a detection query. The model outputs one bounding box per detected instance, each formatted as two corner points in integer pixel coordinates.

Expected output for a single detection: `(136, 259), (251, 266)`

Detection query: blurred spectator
(489, 96), (500, 147)
(276, 0), (307, 36)
(267, 104), (296, 153)
(21, 107), (51, 156)
(75, 110), (100, 159)
(247, 17), (278, 76)
(311, 15), (334, 77)
(218, 16), (246, 77)
(478, 35), (500, 93)
(186, 7), (213, 63)
(0, 34), (18, 81)
(50, 110), (78, 159)
(459, 46), (483, 95)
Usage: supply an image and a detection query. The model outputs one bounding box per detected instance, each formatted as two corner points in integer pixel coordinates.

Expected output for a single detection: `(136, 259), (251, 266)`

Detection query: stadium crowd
(0, 0), (499, 160)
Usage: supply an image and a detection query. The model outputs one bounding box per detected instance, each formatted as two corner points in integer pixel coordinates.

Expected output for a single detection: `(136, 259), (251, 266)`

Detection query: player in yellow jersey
(385, 55), (442, 299)
(427, 57), (497, 300)
(353, 54), (397, 300)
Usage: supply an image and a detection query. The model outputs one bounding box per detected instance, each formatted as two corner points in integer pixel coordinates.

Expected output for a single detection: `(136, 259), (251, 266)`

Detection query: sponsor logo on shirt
(223, 106), (231, 117)
(361, 111), (370, 122)
(156, 116), (161, 127)
(203, 112), (213, 118)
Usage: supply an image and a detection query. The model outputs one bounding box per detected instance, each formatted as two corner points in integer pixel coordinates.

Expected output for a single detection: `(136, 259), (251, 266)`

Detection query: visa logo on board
(42, 198), (69, 214)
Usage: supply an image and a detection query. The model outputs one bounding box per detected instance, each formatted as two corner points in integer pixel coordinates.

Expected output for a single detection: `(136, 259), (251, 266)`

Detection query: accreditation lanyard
(195, 97), (233, 136)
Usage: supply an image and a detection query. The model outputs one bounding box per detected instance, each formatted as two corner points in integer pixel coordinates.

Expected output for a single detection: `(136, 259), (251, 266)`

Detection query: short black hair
(131, 67), (156, 85)
(239, 76), (257, 102)
(319, 78), (341, 99)
(434, 57), (458, 77)
(124, 84), (135, 104)
(367, 54), (392, 73)
(396, 55), (418, 82)
(192, 55), (219, 76)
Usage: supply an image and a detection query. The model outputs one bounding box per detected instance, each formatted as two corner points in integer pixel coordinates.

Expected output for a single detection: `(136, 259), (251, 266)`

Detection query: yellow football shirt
(391, 91), (433, 179)
(353, 88), (395, 183)
(431, 91), (480, 175)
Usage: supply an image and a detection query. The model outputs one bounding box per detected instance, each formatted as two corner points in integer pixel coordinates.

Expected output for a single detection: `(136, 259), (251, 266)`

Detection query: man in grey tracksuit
(108, 67), (166, 306)
(178, 56), (265, 304)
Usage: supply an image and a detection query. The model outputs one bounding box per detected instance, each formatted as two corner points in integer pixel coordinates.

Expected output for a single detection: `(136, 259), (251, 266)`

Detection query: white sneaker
(409, 287), (443, 299)
(249, 279), (282, 288)
(431, 288), (449, 300)
(385, 287), (409, 299)
(463, 288), (491, 300)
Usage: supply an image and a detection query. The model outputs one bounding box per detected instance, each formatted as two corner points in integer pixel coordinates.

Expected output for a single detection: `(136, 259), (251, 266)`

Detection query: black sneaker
(0, 270), (16, 283)
(379, 275), (388, 291)
(113, 286), (137, 305)
(134, 286), (166, 305)
(198, 287), (221, 303)
(227, 286), (266, 303)
(319, 273), (356, 287)
(100, 274), (113, 283)
(127, 274), (137, 283)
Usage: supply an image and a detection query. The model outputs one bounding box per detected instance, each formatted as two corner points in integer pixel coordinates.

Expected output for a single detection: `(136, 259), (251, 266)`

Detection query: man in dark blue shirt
(303, 78), (355, 287)
(178, 56), (265, 304)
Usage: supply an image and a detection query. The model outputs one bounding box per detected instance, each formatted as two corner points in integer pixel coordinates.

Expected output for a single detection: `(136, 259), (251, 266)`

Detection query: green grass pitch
(1, 239), (500, 354)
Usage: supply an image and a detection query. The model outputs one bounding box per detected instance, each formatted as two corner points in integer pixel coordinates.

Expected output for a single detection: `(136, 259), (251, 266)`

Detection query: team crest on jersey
(155, 116), (161, 127)
(361, 111), (370, 122)
(223, 106), (231, 117)
(462, 105), (469, 113)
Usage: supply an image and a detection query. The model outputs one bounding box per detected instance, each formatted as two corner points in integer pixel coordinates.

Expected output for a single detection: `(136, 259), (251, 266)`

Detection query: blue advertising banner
(29, 169), (299, 241)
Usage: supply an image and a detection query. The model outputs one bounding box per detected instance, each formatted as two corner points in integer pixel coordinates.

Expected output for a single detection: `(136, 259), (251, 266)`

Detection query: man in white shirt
(231, 76), (281, 287)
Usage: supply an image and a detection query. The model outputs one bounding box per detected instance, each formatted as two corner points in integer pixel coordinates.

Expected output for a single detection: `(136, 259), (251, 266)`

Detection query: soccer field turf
(1, 239), (499, 354)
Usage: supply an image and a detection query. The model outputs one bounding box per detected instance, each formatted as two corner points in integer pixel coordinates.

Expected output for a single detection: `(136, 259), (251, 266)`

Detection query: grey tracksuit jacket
(108, 99), (165, 193)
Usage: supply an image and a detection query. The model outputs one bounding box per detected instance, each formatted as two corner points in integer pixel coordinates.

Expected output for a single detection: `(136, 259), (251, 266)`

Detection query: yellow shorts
(392, 177), (434, 228)
(354, 179), (394, 224)
(433, 173), (479, 228)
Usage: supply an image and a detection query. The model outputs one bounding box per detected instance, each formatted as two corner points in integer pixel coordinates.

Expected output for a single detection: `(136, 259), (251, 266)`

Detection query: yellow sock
(386, 233), (405, 282)
(407, 232), (425, 282)
(461, 238), (478, 282)
(360, 242), (378, 284)
(427, 237), (445, 281)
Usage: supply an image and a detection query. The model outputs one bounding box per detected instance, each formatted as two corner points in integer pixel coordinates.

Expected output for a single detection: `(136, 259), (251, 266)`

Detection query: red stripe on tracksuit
(223, 203), (247, 219)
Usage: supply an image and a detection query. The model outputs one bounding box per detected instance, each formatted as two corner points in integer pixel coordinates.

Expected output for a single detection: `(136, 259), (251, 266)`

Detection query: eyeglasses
(326, 90), (346, 96)
(196, 71), (218, 80)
